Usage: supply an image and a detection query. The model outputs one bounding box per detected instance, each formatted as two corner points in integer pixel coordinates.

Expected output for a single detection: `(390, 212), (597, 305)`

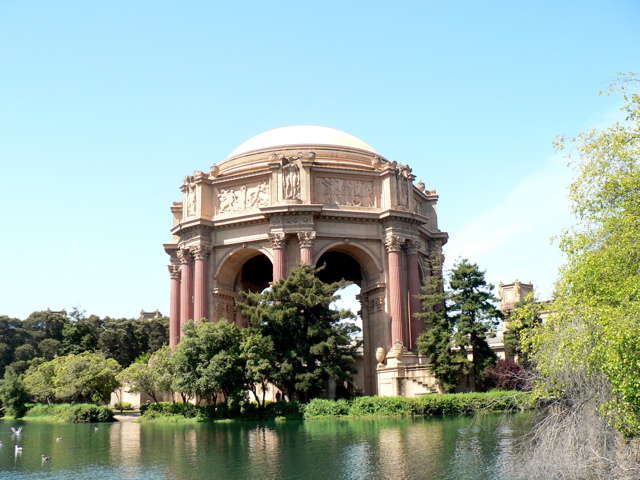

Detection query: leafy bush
(303, 391), (531, 419)
(484, 359), (531, 391)
(113, 401), (133, 412)
(25, 403), (114, 422)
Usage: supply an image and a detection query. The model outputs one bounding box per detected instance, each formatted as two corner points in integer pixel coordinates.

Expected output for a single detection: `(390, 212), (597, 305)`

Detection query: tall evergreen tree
(448, 259), (502, 390)
(239, 264), (360, 401)
(416, 255), (469, 393)
(418, 258), (502, 392)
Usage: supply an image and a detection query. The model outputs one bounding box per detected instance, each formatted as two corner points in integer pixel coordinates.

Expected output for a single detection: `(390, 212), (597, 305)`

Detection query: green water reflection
(0, 413), (532, 479)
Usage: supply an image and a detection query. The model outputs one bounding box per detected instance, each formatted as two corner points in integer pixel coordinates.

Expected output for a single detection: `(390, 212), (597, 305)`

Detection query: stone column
(168, 265), (181, 347)
(406, 240), (422, 349)
(178, 248), (193, 331)
(269, 233), (287, 281)
(297, 231), (316, 265)
(386, 235), (405, 347)
(191, 244), (210, 323)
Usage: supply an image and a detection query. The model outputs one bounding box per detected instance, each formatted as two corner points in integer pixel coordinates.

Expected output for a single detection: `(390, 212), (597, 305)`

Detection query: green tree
(24, 352), (121, 404)
(0, 369), (29, 418)
(503, 293), (542, 365)
(0, 316), (28, 377)
(529, 73), (640, 437)
(416, 258), (469, 393)
(173, 319), (244, 406)
(417, 258), (502, 392)
(240, 330), (276, 412)
(117, 363), (160, 403)
(239, 264), (360, 401)
(448, 259), (502, 390)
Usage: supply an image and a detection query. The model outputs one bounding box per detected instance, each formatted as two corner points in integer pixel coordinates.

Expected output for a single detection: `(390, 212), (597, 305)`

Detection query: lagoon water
(0, 414), (531, 479)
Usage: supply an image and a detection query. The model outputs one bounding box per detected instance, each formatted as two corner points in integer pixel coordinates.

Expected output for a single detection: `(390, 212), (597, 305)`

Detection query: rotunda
(164, 126), (448, 396)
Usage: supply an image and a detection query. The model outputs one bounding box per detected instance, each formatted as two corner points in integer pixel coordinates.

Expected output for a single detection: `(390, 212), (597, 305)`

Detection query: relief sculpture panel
(216, 180), (270, 214)
(316, 176), (375, 207)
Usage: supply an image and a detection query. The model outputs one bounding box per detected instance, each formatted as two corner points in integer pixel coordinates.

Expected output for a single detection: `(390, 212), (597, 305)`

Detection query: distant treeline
(0, 309), (169, 377)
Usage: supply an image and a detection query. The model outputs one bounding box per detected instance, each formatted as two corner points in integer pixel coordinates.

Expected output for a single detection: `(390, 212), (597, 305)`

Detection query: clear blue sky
(1, 1), (638, 319)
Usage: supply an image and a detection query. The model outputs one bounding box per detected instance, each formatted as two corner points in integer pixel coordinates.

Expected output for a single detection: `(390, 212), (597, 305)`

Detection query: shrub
(24, 403), (114, 422)
(484, 358), (531, 391)
(113, 401), (133, 412)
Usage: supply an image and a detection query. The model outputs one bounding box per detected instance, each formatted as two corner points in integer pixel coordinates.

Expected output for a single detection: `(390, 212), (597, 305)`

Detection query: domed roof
(226, 125), (377, 158)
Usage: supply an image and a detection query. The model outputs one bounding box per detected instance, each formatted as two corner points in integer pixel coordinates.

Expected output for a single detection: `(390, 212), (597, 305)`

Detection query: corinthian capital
(268, 232), (287, 249)
(385, 235), (404, 253)
(168, 265), (181, 279)
(405, 238), (420, 255)
(190, 244), (211, 260)
(297, 231), (316, 248)
(177, 248), (191, 264)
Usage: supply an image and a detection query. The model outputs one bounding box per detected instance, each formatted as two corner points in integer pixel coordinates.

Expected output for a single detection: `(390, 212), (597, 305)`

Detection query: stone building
(163, 126), (448, 396)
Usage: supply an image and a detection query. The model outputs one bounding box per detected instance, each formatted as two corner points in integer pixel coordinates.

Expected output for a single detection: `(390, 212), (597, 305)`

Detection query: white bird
(41, 455), (51, 462)
(95, 426), (99, 431)
(15, 445), (23, 452)
(56, 436), (63, 442)
(11, 426), (23, 435)
(0, 440), (4, 446)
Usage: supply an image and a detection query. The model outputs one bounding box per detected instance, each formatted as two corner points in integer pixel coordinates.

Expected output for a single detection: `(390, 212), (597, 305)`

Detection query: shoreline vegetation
(2, 391), (530, 423)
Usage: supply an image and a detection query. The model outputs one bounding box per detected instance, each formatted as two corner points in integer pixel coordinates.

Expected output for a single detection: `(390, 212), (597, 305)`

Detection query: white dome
(226, 125), (377, 158)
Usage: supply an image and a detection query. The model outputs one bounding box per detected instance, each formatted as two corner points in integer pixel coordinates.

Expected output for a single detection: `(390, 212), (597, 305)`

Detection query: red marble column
(298, 231), (315, 265)
(168, 265), (181, 347)
(386, 236), (405, 347)
(406, 241), (422, 349)
(191, 245), (210, 322)
(269, 233), (287, 281)
(178, 248), (193, 332)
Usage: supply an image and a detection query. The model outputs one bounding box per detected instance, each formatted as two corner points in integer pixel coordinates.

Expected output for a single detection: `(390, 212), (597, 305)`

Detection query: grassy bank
(21, 403), (114, 423)
(137, 391), (531, 423)
(304, 391), (531, 418)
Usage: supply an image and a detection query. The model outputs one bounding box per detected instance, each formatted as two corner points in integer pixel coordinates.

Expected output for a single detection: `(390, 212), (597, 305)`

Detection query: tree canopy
(239, 264), (360, 401)
(528, 73), (640, 438)
(418, 258), (502, 392)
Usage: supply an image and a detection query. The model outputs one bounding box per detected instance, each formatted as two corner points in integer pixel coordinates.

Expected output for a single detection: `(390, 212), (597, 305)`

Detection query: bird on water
(11, 426), (23, 435)
(15, 445), (23, 452)
(56, 436), (63, 441)
(42, 455), (51, 462)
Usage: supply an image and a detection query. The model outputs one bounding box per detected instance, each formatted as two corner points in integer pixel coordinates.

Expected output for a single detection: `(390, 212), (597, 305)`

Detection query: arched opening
(316, 250), (367, 395)
(237, 254), (273, 293)
(316, 251), (363, 334)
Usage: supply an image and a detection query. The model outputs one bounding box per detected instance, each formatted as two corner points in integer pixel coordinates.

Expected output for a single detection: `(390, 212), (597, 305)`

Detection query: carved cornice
(168, 265), (181, 279)
(297, 231), (316, 248)
(268, 232), (287, 249)
(270, 214), (315, 227)
(385, 235), (404, 253)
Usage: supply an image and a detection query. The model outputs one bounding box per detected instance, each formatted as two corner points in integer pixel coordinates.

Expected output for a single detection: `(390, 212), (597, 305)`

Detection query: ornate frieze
(383, 218), (420, 235)
(366, 295), (386, 314)
(268, 152), (315, 201)
(297, 231), (316, 248)
(316, 176), (375, 207)
(269, 214), (314, 226)
(268, 232), (287, 249)
(216, 180), (270, 214)
(178, 226), (212, 243)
